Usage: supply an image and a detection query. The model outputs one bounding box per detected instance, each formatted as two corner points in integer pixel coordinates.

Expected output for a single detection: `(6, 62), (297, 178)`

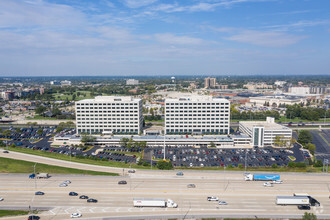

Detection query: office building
(75, 96), (143, 135)
(165, 96), (230, 135)
(126, 79), (139, 85)
(239, 117), (292, 147)
(205, 77), (216, 89)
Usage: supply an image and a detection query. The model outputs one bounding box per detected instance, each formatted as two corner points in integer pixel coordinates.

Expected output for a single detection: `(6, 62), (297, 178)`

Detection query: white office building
(165, 96), (230, 135)
(75, 96), (143, 135)
(239, 117), (292, 147)
(126, 79), (139, 85)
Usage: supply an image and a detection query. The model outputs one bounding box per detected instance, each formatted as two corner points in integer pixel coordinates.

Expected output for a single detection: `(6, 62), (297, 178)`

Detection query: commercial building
(248, 95), (305, 107)
(205, 77), (216, 89)
(75, 96), (143, 135)
(165, 96), (230, 135)
(126, 79), (139, 85)
(239, 117), (292, 147)
(289, 86), (310, 95)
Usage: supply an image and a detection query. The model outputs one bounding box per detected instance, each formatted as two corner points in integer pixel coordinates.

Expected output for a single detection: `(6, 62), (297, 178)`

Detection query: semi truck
(276, 196), (310, 205)
(276, 195), (320, 206)
(244, 173), (280, 181)
(133, 198), (178, 208)
(36, 173), (50, 179)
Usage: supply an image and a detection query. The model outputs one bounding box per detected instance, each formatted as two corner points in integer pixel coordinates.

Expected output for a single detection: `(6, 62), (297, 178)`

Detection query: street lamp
(33, 163), (37, 189)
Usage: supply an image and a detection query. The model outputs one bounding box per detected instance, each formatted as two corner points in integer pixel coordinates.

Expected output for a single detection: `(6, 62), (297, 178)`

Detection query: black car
(118, 180), (127, 184)
(35, 191), (44, 195)
(298, 205), (311, 210)
(69, 192), (78, 196)
(28, 215), (40, 220)
(87, 198), (98, 203)
(2, 151), (9, 153)
(79, 195), (88, 199)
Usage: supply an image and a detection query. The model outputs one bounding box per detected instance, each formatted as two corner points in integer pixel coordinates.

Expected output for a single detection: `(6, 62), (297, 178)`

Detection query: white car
(272, 180), (283, 184)
(218, 201), (228, 205)
(207, 196), (219, 201)
(0, 197), (3, 201)
(71, 213), (82, 218)
(64, 180), (71, 184)
(59, 183), (68, 187)
(263, 182), (273, 187)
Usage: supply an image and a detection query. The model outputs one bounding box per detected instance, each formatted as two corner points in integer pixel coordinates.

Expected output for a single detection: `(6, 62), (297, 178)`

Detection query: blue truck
(244, 173), (280, 181)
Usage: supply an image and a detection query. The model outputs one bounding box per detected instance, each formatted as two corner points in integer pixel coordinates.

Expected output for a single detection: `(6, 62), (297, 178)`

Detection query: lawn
(0, 157), (118, 176)
(0, 210), (29, 218)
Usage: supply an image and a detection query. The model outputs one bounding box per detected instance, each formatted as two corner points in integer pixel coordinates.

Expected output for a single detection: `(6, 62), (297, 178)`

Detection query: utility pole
(244, 150), (247, 173)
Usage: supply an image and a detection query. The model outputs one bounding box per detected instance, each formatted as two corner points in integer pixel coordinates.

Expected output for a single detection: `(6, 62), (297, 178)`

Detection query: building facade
(75, 96), (143, 135)
(126, 79), (139, 85)
(204, 77), (216, 89)
(165, 96), (230, 135)
(239, 117), (292, 147)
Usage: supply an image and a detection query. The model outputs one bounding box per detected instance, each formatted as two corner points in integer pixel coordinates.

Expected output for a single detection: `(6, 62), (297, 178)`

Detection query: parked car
(87, 198), (98, 203)
(118, 180), (127, 184)
(207, 196), (219, 201)
(69, 192), (78, 196)
(71, 213), (82, 218)
(79, 195), (88, 199)
(187, 184), (196, 188)
(35, 191), (44, 195)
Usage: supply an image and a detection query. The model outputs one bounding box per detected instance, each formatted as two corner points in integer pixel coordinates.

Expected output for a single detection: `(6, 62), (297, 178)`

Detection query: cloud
(225, 30), (305, 47)
(0, 0), (85, 28)
(122, 0), (158, 8)
(150, 0), (275, 13)
(154, 33), (204, 45)
(265, 20), (330, 30)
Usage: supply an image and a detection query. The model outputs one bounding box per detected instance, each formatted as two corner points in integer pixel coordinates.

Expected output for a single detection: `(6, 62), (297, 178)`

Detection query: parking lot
(1, 126), (308, 168)
(146, 145), (302, 168)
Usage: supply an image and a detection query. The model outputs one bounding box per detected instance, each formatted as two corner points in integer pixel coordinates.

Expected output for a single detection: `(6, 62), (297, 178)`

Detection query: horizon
(0, 0), (330, 76)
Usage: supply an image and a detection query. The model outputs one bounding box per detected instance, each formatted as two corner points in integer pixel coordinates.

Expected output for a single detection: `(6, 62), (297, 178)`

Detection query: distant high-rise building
(204, 77), (216, 88)
(126, 79), (139, 85)
(61, 80), (72, 86)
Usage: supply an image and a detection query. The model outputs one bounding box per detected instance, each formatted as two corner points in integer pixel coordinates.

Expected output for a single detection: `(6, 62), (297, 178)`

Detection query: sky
(0, 0), (330, 76)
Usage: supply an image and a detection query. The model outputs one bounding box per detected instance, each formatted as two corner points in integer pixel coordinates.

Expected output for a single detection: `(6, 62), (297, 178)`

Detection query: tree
(37, 129), (43, 135)
(156, 161), (173, 170)
(298, 130), (313, 145)
(314, 160), (323, 167)
(302, 212), (317, 220)
(120, 137), (129, 147)
(35, 106), (47, 115)
(209, 142), (216, 148)
(81, 135), (96, 143)
(306, 143), (316, 155)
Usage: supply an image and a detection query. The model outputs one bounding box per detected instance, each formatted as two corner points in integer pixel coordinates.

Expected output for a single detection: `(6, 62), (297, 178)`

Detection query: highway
(0, 171), (330, 219)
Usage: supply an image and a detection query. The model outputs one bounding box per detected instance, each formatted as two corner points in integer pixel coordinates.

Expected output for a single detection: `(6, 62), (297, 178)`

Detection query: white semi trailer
(133, 198), (178, 208)
(276, 196), (310, 205)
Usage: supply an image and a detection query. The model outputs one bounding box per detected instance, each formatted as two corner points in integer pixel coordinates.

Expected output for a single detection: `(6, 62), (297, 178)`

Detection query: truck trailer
(276, 196), (310, 205)
(133, 198), (178, 208)
(244, 173), (280, 181)
(36, 173), (50, 179)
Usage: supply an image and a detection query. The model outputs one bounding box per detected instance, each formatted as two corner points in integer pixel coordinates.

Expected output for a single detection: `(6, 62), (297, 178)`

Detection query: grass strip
(0, 210), (29, 217)
(0, 157), (118, 176)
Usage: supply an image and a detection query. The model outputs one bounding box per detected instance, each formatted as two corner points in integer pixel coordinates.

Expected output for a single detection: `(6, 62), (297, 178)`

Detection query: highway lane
(0, 173), (330, 219)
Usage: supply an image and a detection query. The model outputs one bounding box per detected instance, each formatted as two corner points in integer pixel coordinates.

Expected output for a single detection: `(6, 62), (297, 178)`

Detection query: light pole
(33, 163), (37, 189)
(244, 150), (247, 173)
